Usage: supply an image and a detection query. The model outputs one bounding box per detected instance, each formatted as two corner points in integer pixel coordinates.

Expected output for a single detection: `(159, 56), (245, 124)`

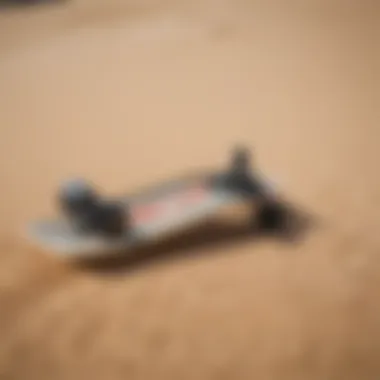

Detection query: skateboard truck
(58, 178), (128, 238)
(213, 146), (283, 230)
(213, 146), (267, 196)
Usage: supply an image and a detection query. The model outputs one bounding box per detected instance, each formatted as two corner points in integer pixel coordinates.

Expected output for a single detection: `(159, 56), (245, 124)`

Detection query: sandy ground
(0, 0), (379, 379)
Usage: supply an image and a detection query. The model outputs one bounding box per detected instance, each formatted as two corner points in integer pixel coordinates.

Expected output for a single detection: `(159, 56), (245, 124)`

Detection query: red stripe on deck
(131, 185), (209, 225)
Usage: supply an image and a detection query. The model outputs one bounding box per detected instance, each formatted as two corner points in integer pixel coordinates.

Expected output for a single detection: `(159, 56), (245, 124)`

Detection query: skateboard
(27, 146), (281, 259)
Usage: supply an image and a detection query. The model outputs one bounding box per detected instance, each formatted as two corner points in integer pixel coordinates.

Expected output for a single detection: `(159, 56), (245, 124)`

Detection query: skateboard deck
(28, 175), (248, 259)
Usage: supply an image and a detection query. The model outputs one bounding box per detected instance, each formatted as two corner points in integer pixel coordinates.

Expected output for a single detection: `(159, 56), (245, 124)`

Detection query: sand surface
(0, 1), (379, 379)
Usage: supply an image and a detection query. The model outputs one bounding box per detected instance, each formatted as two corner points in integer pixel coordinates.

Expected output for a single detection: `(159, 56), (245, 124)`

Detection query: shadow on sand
(75, 200), (318, 275)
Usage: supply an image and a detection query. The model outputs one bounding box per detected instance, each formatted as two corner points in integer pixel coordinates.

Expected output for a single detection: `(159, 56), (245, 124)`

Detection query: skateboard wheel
(256, 201), (286, 231)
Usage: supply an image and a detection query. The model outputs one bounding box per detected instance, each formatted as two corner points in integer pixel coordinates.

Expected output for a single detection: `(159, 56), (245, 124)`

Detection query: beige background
(0, 1), (379, 379)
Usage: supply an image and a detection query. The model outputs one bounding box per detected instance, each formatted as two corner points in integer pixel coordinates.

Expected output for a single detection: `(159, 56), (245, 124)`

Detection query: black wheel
(256, 201), (287, 232)
(96, 201), (126, 237)
(230, 146), (252, 175)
